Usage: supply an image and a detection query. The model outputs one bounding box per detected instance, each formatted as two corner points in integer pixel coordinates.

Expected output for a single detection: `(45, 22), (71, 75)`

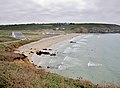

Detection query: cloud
(0, 0), (120, 24)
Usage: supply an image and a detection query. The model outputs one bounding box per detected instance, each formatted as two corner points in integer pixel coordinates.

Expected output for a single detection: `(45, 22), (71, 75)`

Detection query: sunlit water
(31, 34), (120, 84)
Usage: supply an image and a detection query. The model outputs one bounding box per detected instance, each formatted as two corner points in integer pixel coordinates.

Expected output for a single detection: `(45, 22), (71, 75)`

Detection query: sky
(0, 0), (120, 24)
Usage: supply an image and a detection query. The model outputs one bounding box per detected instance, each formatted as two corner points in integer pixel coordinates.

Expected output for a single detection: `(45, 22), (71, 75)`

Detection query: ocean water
(31, 34), (120, 84)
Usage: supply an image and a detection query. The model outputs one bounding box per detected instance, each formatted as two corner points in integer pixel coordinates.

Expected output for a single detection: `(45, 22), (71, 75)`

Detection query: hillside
(0, 23), (120, 33)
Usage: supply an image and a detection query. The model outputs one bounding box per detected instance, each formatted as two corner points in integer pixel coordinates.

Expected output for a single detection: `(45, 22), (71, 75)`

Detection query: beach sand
(16, 33), (79, 61)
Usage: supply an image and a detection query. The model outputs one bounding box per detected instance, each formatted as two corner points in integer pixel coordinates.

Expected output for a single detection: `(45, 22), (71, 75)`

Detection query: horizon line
(0, 22), (119, 26)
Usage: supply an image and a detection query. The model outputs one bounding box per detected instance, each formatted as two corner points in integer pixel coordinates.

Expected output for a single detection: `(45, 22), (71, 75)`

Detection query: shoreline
(16, 33), (79, 62)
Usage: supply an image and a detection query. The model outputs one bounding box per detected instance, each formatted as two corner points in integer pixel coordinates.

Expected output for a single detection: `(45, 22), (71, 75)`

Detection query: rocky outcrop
(36, 50), (56, 56)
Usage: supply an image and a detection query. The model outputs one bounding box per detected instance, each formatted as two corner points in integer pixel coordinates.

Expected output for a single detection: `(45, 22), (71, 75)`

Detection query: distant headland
(0, 23), (120, 33)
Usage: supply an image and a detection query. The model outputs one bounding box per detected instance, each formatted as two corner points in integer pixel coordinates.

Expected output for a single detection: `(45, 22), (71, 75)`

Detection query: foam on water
(49, 59), (53, 64)
(63, 56), (71, 61)
(88, 61), (102, 67)
(72, 44), (81, 48)
(58, 65), (63, 70)
(80, 39), (88, 42)
(77, 41), (87, 45)
(63, 47), (72, 54)
(58, 56), (80, 70)
(83, 34), (93, 39)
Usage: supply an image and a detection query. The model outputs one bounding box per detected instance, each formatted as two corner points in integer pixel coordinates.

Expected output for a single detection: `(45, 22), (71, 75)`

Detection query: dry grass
(0, 61), (97, 88)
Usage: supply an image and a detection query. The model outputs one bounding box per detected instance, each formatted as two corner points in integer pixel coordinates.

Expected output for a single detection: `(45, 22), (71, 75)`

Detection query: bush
(0, 77), (7, 88)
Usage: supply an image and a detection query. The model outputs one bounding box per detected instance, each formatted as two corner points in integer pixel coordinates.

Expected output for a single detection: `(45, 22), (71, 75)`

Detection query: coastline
(16, 33), (79, 62)
(1, 34), (120, 88)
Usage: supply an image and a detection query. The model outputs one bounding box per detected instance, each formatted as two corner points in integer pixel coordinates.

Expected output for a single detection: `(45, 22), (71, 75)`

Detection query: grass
(0, 34), (54, 52)
(0, 36), (18, 42)
(0, 76), (7, 88)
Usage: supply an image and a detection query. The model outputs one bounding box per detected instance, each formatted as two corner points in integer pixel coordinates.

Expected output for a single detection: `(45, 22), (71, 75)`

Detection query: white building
(11, 32), (25, 38)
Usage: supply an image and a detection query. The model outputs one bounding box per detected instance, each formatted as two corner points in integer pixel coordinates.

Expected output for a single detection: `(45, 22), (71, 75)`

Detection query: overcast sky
(0, 0), (120, 24)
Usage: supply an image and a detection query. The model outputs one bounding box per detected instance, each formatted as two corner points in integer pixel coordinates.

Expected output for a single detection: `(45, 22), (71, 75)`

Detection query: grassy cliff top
(0, 23), (120, 30)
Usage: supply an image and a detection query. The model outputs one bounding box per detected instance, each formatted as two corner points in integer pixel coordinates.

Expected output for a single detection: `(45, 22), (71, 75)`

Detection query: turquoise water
(32, 34), (120, 84)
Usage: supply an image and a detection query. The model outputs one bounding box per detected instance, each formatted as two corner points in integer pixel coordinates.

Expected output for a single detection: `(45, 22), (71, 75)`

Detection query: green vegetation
(0, 24), (54, 30)
(0, 36), (18, 42)
(0, 76), (7, 88)
(0, 23), (120, 33)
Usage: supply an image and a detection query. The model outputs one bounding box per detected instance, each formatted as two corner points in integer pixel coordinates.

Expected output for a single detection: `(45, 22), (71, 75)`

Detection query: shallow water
(31, 34), (120, 84)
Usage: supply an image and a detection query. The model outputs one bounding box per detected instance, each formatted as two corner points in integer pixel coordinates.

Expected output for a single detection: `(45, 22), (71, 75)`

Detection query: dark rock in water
(47, 66), (50, 68)
(30, 51), (34, 53)
(38, 66), (42, 68)
(50, 53), (56, 56)
(48, 49), (52, 51)
(43, 48), (47, 50)
(36, 51), (50, 55)
(36, 51), (42, 55)
(70, 41), (76, 43)
(42, 51), (50, 55)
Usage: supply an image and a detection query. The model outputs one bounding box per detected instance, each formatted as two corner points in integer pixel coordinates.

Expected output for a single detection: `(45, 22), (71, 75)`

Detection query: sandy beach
(16, 33), (79, 61)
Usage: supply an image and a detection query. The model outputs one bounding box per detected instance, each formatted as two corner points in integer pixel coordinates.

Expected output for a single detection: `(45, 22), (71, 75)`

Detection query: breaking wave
(88, 61), (102, 67)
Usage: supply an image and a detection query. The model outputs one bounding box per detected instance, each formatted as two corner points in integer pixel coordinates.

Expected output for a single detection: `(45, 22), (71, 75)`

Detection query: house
(11, 32), (25, 38)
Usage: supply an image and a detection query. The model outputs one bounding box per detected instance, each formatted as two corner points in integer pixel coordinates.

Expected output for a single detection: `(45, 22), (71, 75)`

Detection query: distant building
(11, 32), (25, 38)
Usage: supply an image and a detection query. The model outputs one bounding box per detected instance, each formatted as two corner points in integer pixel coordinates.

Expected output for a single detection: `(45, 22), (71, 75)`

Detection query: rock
(70, 41), (76, 43)
(30, 51), (34, 53)
(48, 49), (52, 51)
(50, 53), (56, 56)
(47, 66), (50, 68)
(38, 66), (42, 68)
(36, 51), (42, 55)
(36, 51), (50, 55)
(42, 51), (50, 55)
(43, 48), (47, 50)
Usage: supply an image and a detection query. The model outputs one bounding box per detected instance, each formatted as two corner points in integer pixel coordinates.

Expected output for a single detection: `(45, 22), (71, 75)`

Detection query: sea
(31, 34), (120, 84)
